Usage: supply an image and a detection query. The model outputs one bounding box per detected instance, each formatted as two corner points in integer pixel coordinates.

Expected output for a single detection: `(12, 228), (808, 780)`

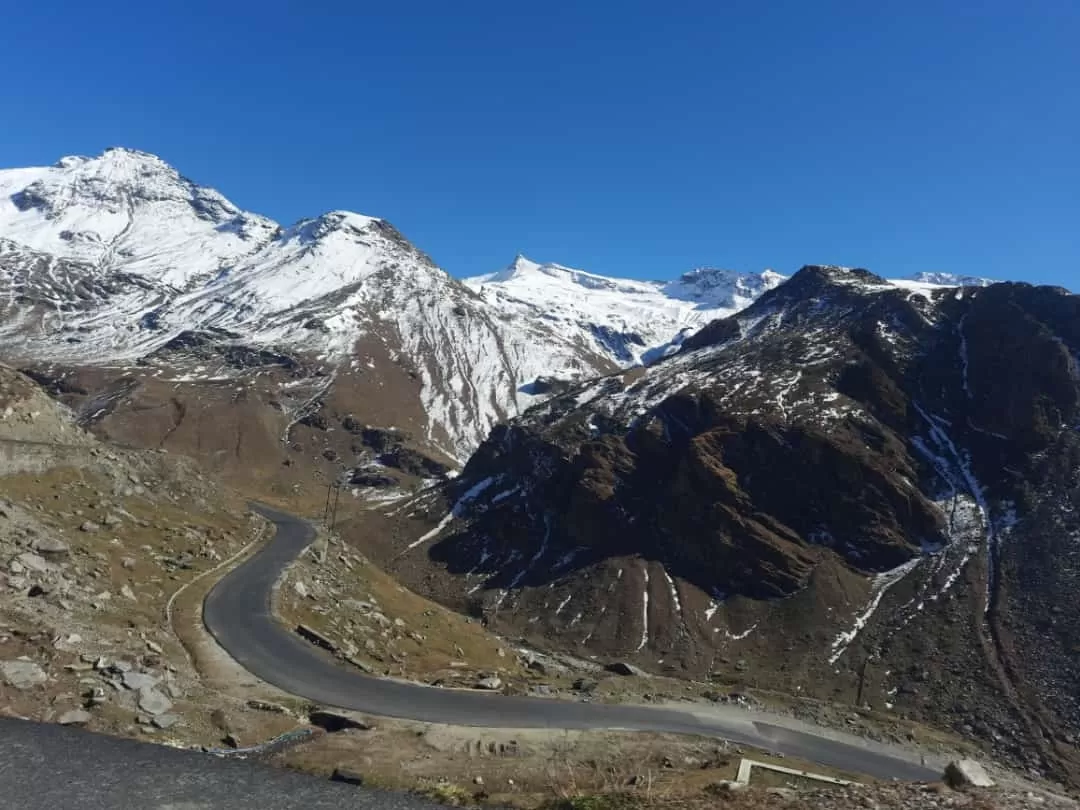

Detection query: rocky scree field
(0, 362), (296, 747)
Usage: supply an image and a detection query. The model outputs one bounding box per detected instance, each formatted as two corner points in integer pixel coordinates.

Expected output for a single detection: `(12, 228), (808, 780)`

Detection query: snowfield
(466, 255), (787, 366)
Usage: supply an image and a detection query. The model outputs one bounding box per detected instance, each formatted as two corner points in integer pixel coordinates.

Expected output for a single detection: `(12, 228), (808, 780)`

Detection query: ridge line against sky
(0, 1), (1076, 288)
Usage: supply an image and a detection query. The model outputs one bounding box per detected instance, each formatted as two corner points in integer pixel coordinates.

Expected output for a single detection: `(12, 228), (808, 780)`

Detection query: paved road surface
(0, 717), (445, 810)
(204, 505), (938, 782)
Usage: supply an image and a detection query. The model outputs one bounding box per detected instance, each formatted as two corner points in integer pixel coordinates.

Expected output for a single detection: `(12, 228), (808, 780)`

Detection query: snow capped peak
(39, 147), (195, 208)
(662, 266), (785, 305)
(287, 210), (381, 244)
(0, 147), (1038, 471)
(480, 254), (573, 284)
(509, 253), (541, 274)
(908, 271), (997, 287)
(98, 145), (177, 169)
(0, 148), (280, 288)
(102, 145), (161, 158)
(477, 255), (663, 296)
(674, 266), (747, 284)
(465, 259), (786, 367)
(48, 146), (173, 173)
(54, 154), (93, 169)
(801, 264), (885, 283)
(323, 210), (380, 228)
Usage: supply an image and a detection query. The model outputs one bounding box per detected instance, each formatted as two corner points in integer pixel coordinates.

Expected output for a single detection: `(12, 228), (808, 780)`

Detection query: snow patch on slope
(637, 563), (651, 651)
(404, 476), (498, 551)
(829, 558), (921, 664)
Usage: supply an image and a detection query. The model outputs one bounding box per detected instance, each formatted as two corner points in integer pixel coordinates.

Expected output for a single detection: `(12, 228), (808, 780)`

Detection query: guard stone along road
(203, 505), (938, 782)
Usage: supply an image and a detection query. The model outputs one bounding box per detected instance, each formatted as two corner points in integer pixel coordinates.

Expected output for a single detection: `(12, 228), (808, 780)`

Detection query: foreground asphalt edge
(0, 717), (449, 810)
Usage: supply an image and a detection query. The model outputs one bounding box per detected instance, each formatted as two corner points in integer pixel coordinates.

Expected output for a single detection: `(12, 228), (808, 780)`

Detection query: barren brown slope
(0, 363), (269, 746)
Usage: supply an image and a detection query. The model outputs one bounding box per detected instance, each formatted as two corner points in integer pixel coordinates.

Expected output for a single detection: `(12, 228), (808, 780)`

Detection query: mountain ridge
(2, 148), (1006, 291)
(0, 148), (1028, 500)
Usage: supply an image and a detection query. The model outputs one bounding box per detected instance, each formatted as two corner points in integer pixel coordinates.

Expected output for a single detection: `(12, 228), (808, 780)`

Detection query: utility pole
(330, 483), (342, 532)
(856, 651), (875, 709)
(323, 483), (333, 528)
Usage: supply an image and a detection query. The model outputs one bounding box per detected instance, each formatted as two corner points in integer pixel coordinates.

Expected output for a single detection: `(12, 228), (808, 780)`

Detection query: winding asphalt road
(204, 505), (939, 782)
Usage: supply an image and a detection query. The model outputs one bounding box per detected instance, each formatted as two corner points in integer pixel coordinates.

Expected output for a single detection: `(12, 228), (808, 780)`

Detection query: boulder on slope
(944, 759), (995, 789)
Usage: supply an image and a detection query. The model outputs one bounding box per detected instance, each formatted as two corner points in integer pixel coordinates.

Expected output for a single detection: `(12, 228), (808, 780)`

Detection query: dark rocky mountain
(365, 266), (1080, 781)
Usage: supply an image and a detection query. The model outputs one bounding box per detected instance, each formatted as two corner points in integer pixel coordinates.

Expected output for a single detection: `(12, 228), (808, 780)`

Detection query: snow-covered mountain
(908, 271), (997, 287)
(0, 149), (618, 468)
(0, 148), (279, 289)
(0, 148), (1019, 492)
(465, 259), (1004, 369)
(465, 256), (786, 365)
(0, 148), (807, 470)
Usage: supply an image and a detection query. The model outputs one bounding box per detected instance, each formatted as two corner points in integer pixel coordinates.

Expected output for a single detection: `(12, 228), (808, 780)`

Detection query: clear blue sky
(1, 1), (1077, 287)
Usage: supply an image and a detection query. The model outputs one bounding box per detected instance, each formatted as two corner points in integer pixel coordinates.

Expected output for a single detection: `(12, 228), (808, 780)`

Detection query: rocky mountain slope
(0, 362), (262, 739)
(370, 267), (1080, 782)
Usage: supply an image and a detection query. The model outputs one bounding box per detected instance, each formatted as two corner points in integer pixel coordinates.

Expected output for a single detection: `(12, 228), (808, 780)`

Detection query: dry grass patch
(276, 531), (527, 684)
